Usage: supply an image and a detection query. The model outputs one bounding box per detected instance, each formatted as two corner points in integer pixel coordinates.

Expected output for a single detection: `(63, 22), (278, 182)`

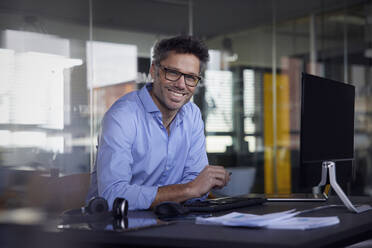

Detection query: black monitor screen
(300, 73), (355, 164)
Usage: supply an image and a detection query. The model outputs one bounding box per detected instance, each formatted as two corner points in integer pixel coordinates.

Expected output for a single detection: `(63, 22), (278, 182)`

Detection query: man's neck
(161, 110), (177, 131)
(149, 89), (179, 131)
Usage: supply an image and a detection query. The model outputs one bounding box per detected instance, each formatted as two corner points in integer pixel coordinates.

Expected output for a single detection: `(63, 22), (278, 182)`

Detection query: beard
(150, 79), (193, 113)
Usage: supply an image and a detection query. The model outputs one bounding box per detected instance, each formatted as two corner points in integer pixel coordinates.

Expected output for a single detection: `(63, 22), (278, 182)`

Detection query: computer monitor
(299, 73), (354, 189)
(299, 73), (370, 213)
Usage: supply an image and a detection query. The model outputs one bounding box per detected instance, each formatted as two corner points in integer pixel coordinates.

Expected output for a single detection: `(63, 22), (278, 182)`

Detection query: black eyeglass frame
(157, 64), (202, 87)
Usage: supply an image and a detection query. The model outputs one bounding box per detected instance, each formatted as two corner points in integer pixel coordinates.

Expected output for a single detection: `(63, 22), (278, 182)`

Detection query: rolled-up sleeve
(97, 110), (158, 210)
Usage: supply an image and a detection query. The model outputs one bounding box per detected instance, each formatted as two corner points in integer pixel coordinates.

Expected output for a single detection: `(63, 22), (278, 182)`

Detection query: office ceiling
(0, 0), (369, 38)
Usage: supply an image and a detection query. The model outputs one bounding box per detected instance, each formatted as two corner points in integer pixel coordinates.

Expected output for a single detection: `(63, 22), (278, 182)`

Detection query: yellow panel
(263, 74), (274, 193)
(263, 73), (291, 194)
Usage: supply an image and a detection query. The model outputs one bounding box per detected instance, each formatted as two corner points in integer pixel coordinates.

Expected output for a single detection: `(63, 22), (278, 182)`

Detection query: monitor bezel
(299, 73), (355, 164)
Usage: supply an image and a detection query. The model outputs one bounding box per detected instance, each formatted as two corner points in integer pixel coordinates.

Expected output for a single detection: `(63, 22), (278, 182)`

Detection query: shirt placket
(165, 120), (177, 174)
(154, 112), (170, 186)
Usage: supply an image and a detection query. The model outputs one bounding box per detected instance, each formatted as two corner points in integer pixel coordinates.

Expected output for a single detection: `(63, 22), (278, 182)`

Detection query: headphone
(62, 197), (128, 218)
(82, 196), (109, 215)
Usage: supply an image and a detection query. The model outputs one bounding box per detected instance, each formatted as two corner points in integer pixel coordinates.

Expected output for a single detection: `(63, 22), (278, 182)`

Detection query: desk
(1, 196), (372, 248)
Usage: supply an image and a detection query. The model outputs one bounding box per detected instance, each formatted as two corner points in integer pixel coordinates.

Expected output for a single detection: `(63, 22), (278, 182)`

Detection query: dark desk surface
(1, 196), (372, 248)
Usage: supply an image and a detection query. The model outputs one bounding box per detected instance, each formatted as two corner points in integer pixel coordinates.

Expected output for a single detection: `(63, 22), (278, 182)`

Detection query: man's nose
(174, 74), (187, 89)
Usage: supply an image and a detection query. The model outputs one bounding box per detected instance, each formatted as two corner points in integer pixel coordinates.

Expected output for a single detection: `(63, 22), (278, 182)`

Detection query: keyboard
(183, 196), (266, 212)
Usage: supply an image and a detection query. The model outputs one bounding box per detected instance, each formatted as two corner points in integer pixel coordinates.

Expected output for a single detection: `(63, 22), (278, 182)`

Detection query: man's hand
(150, 165), (230, 208)
(187, 165), (230, 198)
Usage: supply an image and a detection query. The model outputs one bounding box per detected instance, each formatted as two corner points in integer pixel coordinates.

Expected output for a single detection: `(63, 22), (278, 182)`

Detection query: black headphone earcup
(86, 197), (109, 214)
(112, 197), (128, 218)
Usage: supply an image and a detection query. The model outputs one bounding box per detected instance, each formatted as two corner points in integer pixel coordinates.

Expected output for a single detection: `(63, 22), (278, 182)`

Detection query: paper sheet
(195, 209), (340, 230)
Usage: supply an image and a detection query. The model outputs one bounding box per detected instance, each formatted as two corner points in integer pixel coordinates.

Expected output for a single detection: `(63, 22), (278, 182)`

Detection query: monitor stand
(316, 161), (372, 213)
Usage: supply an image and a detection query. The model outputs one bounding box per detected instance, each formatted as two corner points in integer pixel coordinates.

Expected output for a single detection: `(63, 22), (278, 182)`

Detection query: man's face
(150, 51), (200, 113)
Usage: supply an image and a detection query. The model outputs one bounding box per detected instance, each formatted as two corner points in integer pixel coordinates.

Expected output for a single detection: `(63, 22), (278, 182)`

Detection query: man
(87, 35), (230, 210)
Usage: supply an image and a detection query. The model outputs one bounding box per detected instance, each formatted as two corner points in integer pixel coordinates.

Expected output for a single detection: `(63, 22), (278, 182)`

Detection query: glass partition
(1, 0), (372, 211)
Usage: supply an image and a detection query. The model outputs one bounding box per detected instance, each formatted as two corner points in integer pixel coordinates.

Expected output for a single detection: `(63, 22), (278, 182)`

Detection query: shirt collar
(138, 82), (187, 125)
(138, 83), (160, 113)
(176, 105), (186, 126)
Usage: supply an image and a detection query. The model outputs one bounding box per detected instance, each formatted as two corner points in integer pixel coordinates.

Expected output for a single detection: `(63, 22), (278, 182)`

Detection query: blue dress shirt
(87, 83), (208, 210)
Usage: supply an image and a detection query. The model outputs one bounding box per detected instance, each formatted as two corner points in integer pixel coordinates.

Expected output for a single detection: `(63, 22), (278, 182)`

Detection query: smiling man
(87, 35), (230, 210)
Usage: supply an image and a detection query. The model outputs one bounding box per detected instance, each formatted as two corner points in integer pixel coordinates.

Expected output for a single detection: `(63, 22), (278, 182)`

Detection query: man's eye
(168, 70), (180, 76)
(185, 75), (197, 81)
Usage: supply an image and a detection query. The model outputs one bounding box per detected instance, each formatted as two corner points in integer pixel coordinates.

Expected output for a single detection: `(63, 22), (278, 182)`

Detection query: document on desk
(195, 209), (340, 230)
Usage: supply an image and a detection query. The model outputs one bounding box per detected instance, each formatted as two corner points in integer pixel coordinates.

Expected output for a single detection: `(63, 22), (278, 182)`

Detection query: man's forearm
(150, 182), (198, 208)
(150, 165), (230, 209)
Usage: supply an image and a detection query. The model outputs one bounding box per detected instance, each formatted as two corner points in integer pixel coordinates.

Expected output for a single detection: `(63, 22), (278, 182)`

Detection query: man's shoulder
(180, 102), (203, 127)
(112, 90), (140, 109)
(106, 91), (142, 118)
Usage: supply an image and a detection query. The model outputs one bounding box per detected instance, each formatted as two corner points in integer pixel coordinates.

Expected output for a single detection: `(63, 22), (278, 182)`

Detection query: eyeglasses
(157, 64), (202, 87)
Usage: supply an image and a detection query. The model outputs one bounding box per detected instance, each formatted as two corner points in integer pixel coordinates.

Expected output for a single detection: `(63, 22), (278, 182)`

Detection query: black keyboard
(183, 196), (266, 212)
